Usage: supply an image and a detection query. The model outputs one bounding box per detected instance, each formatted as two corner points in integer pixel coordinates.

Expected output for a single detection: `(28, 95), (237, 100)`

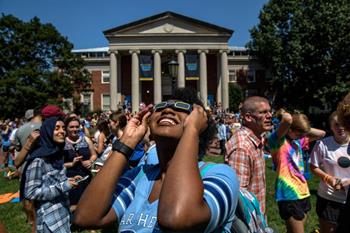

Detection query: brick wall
(91, 70), (109, 111)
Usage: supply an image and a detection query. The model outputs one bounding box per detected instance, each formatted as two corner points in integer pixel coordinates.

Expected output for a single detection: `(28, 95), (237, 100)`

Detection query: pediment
(104, 11), (233, 37)
(139, 21), (196, 34)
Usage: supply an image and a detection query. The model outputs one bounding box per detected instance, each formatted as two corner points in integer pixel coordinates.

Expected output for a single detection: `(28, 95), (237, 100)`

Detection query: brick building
(73, 11), (267, 112)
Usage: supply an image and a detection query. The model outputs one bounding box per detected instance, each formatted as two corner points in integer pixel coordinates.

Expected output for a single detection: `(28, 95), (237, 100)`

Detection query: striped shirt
(112, 162), (239, 232)
(225, 126), (266, 213)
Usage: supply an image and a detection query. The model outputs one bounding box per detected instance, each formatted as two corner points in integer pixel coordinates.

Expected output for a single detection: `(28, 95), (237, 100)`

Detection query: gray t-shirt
(15, 122), (41, 149)
(14, 121), (41, 172)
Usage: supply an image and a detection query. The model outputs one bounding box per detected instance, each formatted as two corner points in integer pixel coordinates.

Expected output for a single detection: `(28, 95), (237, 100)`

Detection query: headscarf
(28, 116), (65, 166)
(20, 116), (65, 200)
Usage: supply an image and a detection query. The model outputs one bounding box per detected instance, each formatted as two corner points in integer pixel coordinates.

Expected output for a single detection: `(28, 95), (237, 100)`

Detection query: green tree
(229, 83), (243, 112)
(248, 0), (350, 113)
(0, 14), (91, 118)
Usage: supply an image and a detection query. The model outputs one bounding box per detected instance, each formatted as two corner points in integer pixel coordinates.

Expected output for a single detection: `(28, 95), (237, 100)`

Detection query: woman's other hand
(82, 159), (93, 169)
(72, 156), (83, 166)
(184, 104), (208, 134)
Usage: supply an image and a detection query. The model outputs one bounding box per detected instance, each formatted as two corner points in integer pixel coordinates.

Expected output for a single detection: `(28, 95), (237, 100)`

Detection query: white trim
(228, 70), (237, 82)
(101, 70), (110, 84)
(81, 92), (94, 112)
(101, 93), (111, 111)
(72, 47), (109, 52)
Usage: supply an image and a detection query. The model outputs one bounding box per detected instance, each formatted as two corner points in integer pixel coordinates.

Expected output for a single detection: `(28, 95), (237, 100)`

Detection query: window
(82, 93), (91, 108)
(102, 94), (110, 111)
(101, 70), (110, 83)
(247, 70), (256, 83)
(229, 70), (237, 82)
(82, 93), (92, 113)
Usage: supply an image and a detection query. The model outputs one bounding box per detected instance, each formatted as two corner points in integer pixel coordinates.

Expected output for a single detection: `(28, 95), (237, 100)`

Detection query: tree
(248, 0), (350, 113)
(0, 14), (91, 118)
(229, 83), (243, 112)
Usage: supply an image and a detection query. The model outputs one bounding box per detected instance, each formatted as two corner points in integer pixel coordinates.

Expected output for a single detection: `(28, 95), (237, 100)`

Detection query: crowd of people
(0, 88), (350, 233)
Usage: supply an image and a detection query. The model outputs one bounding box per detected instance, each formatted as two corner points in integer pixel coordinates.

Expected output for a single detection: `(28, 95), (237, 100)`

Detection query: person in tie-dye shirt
(267, 111), (325, 233)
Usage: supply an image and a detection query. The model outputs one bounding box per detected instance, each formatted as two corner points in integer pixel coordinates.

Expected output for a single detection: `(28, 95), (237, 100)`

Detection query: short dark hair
(110, 110), (127, 129)
(241, 96), (270, 114)
(64, 116), (80, 127)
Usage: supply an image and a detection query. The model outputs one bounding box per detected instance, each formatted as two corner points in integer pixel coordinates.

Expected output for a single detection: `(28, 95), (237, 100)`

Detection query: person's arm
(157, 105), (211, 231)
(81, 136), (97, 169)
(25, 159), (78, 201)
(74, 107), (152, 228)
(310, 140), (342, 190)
(310, 165), (342, 190)
(14, 131), (40, 168)
(63, 155), (82, 169)
(276, 112), (293, 140)
(95, 133), (106, 155)
(307, 128), (326, 142)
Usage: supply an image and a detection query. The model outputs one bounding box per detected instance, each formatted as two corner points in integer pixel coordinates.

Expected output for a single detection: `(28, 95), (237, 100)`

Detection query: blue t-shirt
(111, 162), (239, 232)
(137, 144), (158, 166)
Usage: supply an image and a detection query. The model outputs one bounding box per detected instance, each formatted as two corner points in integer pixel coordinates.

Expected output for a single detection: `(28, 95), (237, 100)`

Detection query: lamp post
(168, 58), (179, 93)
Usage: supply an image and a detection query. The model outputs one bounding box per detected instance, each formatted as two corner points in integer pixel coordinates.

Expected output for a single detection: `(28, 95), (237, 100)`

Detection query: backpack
(199, 163), (272, 233)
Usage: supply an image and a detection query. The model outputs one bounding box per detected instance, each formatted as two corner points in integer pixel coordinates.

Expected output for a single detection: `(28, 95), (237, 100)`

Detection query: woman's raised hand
(120, 104), (153, 148)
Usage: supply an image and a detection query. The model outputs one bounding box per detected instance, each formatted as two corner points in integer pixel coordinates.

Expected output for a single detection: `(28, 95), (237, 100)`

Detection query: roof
(228, 46), (247, 51)
(103, 11), (233, 35)
(72, 47), (109, 53)
(72, 46), (246, 53)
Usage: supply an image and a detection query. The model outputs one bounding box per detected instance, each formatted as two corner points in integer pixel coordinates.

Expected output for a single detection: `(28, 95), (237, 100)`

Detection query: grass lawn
(0, 157), (320, 233)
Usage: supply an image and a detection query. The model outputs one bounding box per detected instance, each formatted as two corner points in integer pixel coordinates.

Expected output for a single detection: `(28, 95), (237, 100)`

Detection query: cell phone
(76, 175), (89, 184)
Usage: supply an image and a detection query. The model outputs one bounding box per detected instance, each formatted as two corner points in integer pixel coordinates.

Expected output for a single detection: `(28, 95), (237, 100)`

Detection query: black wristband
(112, 140), (134, 160)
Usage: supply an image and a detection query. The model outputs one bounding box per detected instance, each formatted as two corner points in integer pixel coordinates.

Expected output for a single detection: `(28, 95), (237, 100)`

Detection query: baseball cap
(25, 109), (34, 120)
(41, 105), (65, 118)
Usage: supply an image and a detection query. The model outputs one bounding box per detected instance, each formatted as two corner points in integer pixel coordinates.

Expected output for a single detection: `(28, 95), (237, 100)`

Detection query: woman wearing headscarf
(22, 116), (80, 233)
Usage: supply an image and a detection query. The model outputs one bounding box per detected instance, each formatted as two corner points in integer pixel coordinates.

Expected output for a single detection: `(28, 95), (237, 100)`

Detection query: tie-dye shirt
(267, 131), (310, 201)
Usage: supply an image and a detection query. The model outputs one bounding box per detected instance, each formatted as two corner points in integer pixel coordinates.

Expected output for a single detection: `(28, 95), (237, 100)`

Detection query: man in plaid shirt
(225, 96), (272, 214)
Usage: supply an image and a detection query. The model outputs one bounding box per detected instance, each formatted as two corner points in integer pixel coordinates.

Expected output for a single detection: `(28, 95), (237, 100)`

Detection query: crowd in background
(0, 89), (350, 233)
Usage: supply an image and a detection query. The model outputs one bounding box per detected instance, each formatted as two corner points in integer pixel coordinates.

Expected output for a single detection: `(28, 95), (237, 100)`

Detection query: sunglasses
(337, 156), (350, 168)
(153, 100), (192, 114)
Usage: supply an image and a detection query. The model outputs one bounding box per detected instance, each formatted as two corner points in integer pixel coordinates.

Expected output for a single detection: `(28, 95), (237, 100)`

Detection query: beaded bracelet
(323, 174), (331, 183)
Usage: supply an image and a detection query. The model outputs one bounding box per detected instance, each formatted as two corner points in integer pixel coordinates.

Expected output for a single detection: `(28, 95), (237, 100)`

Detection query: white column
(198, 49), (208, 107)
(176, 49), (186, 88)
(109, 51), (118, 111)
(130, 50), (140, 113)
(152, 50), (162, 104)
(216, 54), (222, 105)
(220, 50), (229, 111)
(117, 54), (122, 108)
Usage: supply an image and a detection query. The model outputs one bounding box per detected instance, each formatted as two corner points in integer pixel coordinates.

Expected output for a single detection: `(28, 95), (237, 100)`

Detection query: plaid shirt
(225, 126), (266, 213)
(25, 158), (72, 233)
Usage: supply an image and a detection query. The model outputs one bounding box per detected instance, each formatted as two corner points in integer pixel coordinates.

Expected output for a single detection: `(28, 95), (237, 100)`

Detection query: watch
(112, 140), (134, 160)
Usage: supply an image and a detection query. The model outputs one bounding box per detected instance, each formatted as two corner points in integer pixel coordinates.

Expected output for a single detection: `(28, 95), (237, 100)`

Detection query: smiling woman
(74, 87), (240, 232)
(21, 116), (81, 233)
(63, 117), (97, 212)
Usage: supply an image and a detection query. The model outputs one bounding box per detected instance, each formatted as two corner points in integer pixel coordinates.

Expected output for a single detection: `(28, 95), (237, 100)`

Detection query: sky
(1, 0), (268, 49)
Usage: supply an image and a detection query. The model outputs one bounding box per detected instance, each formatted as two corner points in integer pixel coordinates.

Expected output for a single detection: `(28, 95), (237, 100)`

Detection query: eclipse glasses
(153, 100), (192, 114)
